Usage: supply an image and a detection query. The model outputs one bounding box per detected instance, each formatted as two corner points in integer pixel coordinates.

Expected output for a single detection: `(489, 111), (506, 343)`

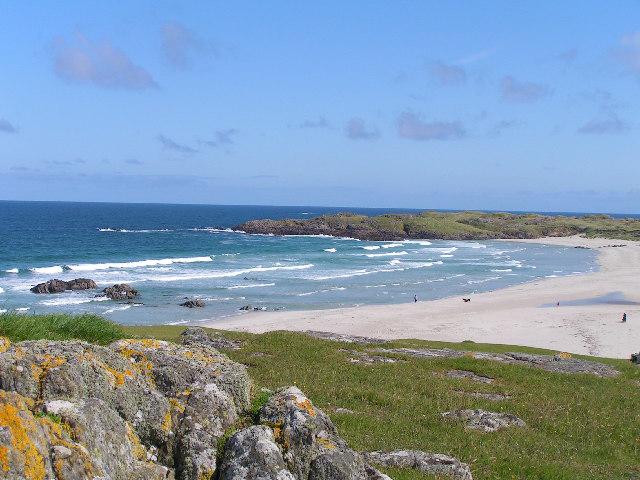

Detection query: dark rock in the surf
(239, 304), (267, 311)
(239, 304), (253, 311)
(180, 299), (205, 308)
(30, 278), (97, 294)
(101, 283), (139, 300)
(66, 278), (98, 290)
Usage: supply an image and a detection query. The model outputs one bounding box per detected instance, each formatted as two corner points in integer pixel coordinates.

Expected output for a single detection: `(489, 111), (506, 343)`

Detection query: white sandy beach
(205, 236), (640, 359)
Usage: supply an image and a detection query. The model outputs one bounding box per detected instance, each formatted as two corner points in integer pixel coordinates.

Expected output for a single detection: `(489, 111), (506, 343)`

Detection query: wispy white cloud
(613, 31), (640, 78)
(0, 119), (17, 133)
(429, 61), (466, 86)
(501, 76), (551, 103)
(157, 134), (197, 154)
(345, 118), (379, 140)
(53, 33), (157, 90)
(578, 113), (629, 135)
(161, 21), (211, 69)
(397, 112), (465, 141)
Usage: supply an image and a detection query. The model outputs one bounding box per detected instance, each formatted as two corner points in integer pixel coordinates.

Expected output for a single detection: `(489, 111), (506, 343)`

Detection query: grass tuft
(0, 312), (125, 345)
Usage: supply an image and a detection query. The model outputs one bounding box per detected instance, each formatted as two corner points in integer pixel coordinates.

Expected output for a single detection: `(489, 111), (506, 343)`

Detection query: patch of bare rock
(340, 349), (402, 365)
(305, 331), (389, 345)
(180, 326), (243, 350)
(442, 409), (525, 433)
(374, 347), (618, 377)
(446, 369), (494, 384)
(179, 298), (206, 308)
(364, 450), (473, 480)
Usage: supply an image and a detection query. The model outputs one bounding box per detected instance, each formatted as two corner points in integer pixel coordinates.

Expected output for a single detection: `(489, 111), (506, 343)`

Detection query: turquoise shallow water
(0, 201), (598, 325)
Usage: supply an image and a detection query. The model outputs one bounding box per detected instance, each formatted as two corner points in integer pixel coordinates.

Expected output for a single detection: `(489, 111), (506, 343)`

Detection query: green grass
(123, 325), (639, 480)
(2, 318), (639, 478)
(0, 312), (125, 345)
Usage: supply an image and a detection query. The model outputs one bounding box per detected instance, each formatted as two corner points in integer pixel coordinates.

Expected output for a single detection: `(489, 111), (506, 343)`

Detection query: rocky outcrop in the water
(180, 298), (205, 308)
(101, 283), (139, 300)
(30, 278), (97, 294)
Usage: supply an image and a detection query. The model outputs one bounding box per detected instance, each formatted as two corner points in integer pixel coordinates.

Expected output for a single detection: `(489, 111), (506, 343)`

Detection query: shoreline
(203, 236), (640, 358)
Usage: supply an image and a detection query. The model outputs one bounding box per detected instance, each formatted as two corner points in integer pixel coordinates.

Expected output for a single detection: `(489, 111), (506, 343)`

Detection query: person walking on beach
(414, 294), (418, 303)
(622, 312), (627, 323)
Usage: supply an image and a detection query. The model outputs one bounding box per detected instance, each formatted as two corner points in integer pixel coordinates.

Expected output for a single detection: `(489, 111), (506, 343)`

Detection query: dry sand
(204, 236), (640, 358)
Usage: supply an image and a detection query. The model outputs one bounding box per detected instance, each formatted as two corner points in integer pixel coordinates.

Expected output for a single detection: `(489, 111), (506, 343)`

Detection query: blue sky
(1, 1), (639, 213)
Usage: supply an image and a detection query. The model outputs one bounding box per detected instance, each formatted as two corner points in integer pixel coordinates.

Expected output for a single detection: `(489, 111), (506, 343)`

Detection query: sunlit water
(0, 201), (598, 325)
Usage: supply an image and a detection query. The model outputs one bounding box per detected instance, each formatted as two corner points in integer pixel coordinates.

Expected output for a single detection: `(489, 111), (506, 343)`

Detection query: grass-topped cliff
(236, 211), (640, 241)
(1, 313), (639, 479)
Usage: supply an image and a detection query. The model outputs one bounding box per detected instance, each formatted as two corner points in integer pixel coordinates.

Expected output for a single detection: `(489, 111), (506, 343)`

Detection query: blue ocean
(0, 201), (601, 325)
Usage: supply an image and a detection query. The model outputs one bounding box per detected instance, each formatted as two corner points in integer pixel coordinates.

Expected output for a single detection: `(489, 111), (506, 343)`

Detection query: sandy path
(203, 236), (640, 358)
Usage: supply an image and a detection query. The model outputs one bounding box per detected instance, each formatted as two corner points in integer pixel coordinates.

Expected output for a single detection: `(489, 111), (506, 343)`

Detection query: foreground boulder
(258, 386), (377, 479)
(30, 278), (97, 294)
(0, 334), (249, 479)
(101, 283), (139, 300)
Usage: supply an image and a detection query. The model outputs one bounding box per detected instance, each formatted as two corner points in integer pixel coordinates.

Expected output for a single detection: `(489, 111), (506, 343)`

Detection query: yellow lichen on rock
(125, 422), (146, 461)
(0, 337), (10, 353)
(295, 398), (316, 417)
(0, 391), (47, 480)
(0, 444), (9, 472)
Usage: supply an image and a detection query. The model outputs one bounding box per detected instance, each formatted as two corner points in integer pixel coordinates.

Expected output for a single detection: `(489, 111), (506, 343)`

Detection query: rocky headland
(235, 211), (640, 241)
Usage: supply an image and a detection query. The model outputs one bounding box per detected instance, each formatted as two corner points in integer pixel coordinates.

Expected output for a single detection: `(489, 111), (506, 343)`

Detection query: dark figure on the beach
(463, 298), (471, 303)
(622, 313), (627, 323)
(414, 295), (418, 303)
(557, 301), (560, 307)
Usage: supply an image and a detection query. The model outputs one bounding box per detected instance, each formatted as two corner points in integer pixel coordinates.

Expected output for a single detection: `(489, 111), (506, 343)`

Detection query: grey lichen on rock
(442, 409), (526, 433)
(0, 334), (250, 480)
(364, 450), (473, 480)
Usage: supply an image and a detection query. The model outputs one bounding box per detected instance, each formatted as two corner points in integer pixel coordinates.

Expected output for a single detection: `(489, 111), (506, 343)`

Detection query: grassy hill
(1, 313), (639, 479)
(236, 211), (640, 241)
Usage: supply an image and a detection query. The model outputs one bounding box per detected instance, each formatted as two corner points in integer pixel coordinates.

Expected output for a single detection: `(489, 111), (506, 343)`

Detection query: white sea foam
(324, 248), (337, 253)
(311, 261), (438, 281)
(297, 286), (346, 297)
(227, 283), (275, 289)
(422, 247), (458, 254)
(388, 259), (402, 265)
(29, 266), (64, 275)
(440, 254), (454, 258)
(491, 269), (512, 272)
(4, 268), (18, 274)
(0, 287), (4, 294)
(145, 264), (314, 282)
(404, 240), (432, 246)
(98, 228), (173, 233)
(361, 245), (380, 250)
(0, 309), (6, 314)
(165, 320), (190, 325)
(103, 305), (132, 314)
(66, 256), (214, 272)
(381, 243), (404, 248)
(365, 251), (408, 258)
(188, 227), (244, 233)
(40, 296), (110, 307)
(467, 276), (501, 284)
(15, 307), (30, 312)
